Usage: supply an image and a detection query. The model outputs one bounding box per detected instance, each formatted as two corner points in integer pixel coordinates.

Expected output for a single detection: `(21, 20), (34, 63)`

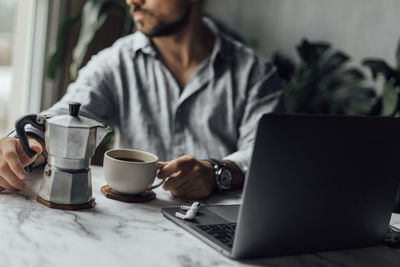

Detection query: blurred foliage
(273, 39), (377, 116)
(363, 39), (400, 117)
(46, 0), (133, 80)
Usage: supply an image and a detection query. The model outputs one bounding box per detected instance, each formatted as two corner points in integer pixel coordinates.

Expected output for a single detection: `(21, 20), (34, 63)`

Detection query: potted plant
(363, 40), (400, 117)
(273, 39), (376, 116)
(274, 39), (400, 213)
(363, 39), (400, 212)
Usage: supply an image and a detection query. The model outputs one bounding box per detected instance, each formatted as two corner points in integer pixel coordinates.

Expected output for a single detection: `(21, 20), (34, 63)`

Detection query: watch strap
(204, 159), (221, 191)
(205, 158), (231, 191)
(206, 158), (221, 169)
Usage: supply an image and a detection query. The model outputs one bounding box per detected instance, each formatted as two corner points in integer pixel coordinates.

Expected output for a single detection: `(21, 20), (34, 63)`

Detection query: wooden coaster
(101, 185), (156, 203)
(37, 196), (96, 210)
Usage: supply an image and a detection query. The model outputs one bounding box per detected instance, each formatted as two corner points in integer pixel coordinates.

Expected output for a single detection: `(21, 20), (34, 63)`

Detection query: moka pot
(15, 103), (112, 209)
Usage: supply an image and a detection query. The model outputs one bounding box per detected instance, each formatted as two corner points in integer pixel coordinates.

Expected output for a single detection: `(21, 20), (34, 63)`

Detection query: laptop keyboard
(198, 223), (237, 248)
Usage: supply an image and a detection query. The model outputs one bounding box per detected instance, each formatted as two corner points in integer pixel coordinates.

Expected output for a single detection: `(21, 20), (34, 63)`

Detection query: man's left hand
(157, 155), (216, 199)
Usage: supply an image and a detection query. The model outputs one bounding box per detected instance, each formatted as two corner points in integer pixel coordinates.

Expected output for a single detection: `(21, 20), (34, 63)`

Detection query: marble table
(1, 166), (400, 267)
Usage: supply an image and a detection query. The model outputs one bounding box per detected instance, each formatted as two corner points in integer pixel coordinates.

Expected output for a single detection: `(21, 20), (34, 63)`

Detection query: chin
(136, 27), (152, 36)
(134, 22), (152, 33)
(136, 26), (156, 37)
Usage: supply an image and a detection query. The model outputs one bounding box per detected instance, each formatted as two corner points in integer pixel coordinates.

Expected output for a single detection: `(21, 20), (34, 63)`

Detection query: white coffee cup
(104, 149), (164, 195)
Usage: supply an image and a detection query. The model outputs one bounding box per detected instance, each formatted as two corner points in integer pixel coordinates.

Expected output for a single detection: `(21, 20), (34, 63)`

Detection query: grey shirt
(31, 19), (282, 174)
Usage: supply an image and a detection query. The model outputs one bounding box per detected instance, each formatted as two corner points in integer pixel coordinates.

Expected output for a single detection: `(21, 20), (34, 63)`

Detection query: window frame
(8, 0), (65, 130)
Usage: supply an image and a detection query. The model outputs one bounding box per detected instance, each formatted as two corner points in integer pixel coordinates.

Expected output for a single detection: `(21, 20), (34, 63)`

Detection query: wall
(204, 0), (400, 66)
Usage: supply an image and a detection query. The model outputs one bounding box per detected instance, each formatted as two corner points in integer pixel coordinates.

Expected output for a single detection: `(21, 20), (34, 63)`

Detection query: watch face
(219, 169), (232, 190)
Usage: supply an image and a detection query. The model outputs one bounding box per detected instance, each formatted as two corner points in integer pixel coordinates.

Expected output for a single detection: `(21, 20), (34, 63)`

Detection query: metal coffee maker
(15, 103), (112, 210)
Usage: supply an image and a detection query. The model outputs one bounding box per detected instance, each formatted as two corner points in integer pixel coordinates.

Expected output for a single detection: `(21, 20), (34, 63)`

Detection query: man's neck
(152, 15), (215, 70)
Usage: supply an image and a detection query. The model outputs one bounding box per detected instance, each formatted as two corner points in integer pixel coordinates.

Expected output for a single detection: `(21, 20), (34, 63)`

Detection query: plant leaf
(272, 53), (296, 82)
(369, 98), (383, 116)
(381, 81), (398, 117)
(362, 59), (396, 80)
(283, 39), (376, 116)
(326, 69), (365, 90)
(317, 51), (350, 78)
(69, 0), (112, 80)
(296, 39), (330, 65)
(45, 11), (82, 80)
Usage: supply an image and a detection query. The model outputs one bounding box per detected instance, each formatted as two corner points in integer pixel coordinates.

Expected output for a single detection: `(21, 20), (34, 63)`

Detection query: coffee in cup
(104, 149), (164, 195)
(114, 157), (145, 163)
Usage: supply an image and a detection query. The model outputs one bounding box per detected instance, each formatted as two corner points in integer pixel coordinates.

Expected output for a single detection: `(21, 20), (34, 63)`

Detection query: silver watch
(207, 159), (232, 191)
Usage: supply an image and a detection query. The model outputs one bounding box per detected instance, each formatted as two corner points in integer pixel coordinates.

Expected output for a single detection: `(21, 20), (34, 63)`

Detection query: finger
(157, 156), (196, 179)
(169, 179), (196, 198)
(28, 138), (43, 153)
(0, 177), (14, 191)
(0, 162), (26, 190)
(156, 161), (168, 174)
(2, 141), (26, 179)
(162, 172), (179, 190)
(163, 172), (190, 191)
(17, 138), (42, 166)
(158, 161), (168, 167)
(157, 161), (184, 180)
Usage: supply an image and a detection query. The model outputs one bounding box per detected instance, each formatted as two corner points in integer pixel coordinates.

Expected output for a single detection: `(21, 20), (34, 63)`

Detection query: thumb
(28, 138), (43, 154)
(18, 138), (43, 167)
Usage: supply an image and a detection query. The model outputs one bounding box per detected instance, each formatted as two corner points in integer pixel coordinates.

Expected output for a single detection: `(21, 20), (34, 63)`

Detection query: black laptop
(162, 114), (400, 259)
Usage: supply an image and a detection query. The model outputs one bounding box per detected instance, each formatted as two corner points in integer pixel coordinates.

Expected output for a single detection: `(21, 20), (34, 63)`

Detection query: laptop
(161, 114), (400, 259)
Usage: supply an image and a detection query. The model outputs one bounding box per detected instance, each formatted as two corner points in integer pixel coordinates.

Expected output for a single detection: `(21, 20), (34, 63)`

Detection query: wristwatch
(206, 159), (233, 191)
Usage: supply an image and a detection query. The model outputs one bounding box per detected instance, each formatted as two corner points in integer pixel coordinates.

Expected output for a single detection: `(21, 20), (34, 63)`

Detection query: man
(0, 0), (282, 199)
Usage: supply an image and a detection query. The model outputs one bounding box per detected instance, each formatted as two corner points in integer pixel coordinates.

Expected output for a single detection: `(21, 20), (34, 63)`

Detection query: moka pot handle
(15, 114), (45, 158)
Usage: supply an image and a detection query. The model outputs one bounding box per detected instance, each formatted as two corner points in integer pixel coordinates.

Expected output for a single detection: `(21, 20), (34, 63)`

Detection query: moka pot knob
(69, 102), (81, 117)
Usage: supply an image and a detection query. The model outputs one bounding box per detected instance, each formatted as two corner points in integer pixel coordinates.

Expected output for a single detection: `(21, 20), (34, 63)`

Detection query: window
(0, 0), (16, 136)
(1, 0), (64, 136)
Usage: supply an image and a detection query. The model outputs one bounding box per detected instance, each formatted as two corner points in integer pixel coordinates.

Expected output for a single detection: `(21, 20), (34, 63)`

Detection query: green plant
(46, 0), (133, 81)
(362, 39), (400, 117)
(273, 39), (376, 115)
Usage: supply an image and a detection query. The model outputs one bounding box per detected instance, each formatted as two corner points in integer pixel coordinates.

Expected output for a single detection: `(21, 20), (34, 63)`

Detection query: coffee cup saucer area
(101, 148), (166, 203)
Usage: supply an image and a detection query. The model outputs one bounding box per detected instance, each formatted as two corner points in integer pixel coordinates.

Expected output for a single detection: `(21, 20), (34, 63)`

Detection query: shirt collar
(132, 31), (157, 56)
(131, 17), (233, 62)
(203, 17), (233, 62)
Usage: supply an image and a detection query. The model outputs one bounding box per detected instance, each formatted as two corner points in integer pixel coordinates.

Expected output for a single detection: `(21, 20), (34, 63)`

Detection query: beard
(133, 5), (191, 37)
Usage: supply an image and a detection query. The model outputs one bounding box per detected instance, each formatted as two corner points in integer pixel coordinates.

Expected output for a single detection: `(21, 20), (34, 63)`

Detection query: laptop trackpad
(205, 205), (239, 223)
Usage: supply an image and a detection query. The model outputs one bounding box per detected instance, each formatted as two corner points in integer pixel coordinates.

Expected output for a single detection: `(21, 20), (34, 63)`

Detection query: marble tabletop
(1, 166), (400, 267)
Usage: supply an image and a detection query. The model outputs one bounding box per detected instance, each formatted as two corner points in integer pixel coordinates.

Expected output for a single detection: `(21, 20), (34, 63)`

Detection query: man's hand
(157, 155), (217, 200)
(0, 137), (43, 193)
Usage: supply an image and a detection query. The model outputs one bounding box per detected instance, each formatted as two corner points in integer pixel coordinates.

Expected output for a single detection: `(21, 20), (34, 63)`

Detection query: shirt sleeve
(14, 48), (120, 140)
(223, 66), (283, 175)
(43, 49), (119, 127)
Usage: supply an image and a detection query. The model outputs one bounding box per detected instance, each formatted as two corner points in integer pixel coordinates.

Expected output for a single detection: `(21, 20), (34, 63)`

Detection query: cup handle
(147, 161), (167, 191)
(148, 179), (164, 191)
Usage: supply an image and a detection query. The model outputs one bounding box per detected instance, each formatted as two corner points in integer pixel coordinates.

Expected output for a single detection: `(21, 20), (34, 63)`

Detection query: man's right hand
(0, 137), (43, 193)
